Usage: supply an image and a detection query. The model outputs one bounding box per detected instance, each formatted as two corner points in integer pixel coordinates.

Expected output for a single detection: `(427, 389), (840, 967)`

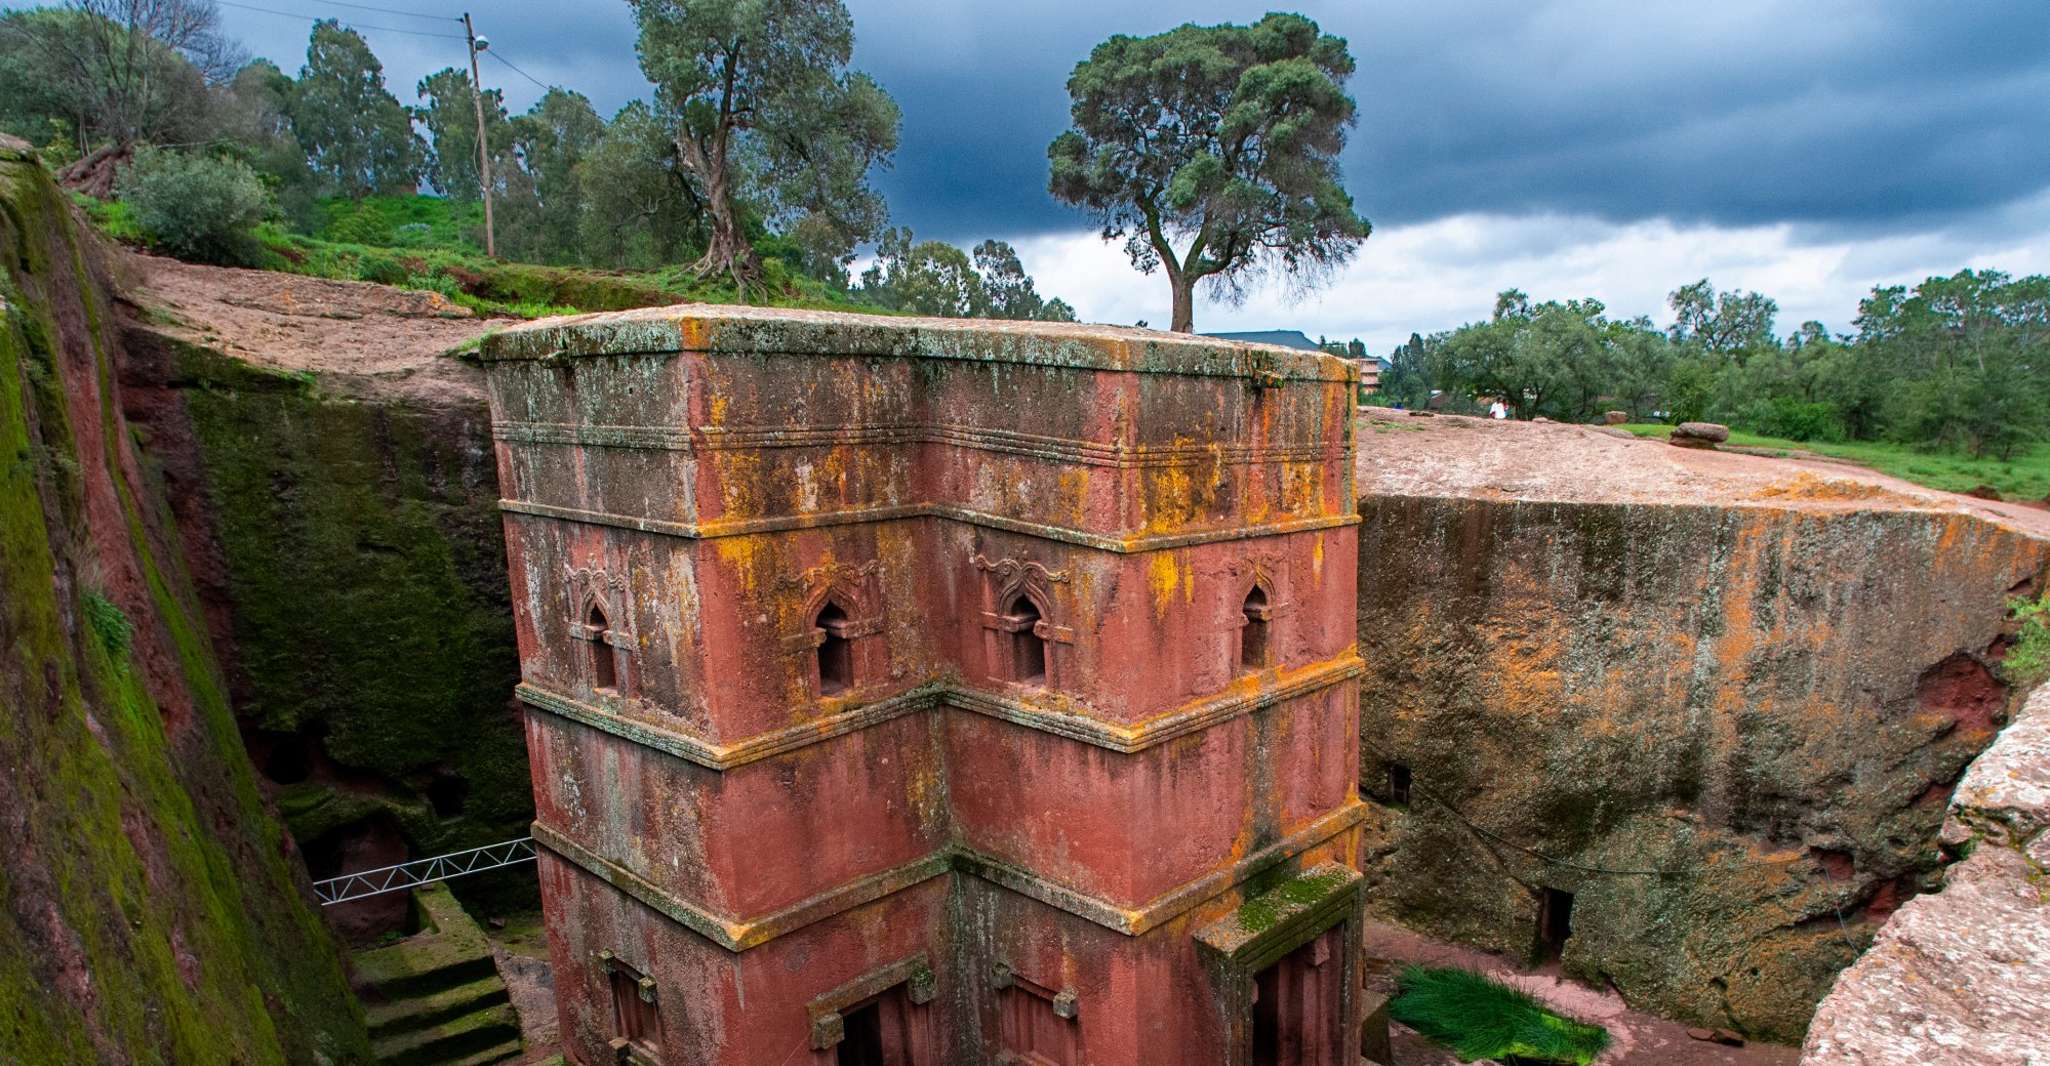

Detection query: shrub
(1740, 397), (1844, 443)
(1388, 966), (1610, 1066)
(82, 591), (133, 661)
(114, 147), (271, 265)
(352, 251), (409, 286)
(2005, 591), (2050, 687)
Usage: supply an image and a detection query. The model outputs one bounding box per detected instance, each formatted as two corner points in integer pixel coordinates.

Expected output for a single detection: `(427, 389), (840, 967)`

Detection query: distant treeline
(0, 0), (1072, 317)
(1351, 273), (2048, 460)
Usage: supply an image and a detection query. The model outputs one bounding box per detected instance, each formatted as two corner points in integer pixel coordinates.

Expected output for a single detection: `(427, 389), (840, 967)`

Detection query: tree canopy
(0, 0), (241, 193)
(414, 66), (509, 202)
(1048, 12), (1370, 331)
(289, 20), (423, 198)
(628, 0), (899, 293)
(858, 230), (1076, 322)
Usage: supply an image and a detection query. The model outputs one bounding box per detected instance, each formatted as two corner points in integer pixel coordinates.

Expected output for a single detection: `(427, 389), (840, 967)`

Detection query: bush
(2005, 591), (2050, 687)
(1388, 966), (1610, 1066)
(1740, 397), (1844, 443)
(115, 147), (271, 265)
(82, 591), (133, 661)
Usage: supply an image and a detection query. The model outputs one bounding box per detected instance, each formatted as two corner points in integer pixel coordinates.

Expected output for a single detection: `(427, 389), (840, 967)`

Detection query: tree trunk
(1169, 273), (1195, 333)
(688, 156), (761, 300)
(57, 143), (129, 200)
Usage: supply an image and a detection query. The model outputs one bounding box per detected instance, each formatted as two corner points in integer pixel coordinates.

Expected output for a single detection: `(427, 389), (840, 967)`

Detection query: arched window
(1240, 586), (1271, 670)
(587, 604), (618, 693)
(815, 600), (854, 696)
(1005, 594), (1047, 685)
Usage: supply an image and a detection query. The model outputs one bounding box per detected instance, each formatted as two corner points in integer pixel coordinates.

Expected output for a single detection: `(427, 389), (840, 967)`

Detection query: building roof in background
(1203, 329), (1322, 351)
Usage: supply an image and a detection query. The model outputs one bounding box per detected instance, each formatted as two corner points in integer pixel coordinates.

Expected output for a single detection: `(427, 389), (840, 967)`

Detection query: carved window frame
(1229, 559), (1292, 676)
(781, 560), (884, 702)
(973, 555), (1074, 691)
(567, 565), (634, 700)
(805, 953), (938, 1061)
(596, 949), (662, 1065)
(990, 960), (1080, 1065)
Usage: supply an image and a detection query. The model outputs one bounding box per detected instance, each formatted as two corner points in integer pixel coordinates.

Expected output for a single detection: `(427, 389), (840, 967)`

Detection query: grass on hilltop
(76, 192), (878, 320)
(1388, 966), (1610, 1066)
(1619, 423), (2050, 501)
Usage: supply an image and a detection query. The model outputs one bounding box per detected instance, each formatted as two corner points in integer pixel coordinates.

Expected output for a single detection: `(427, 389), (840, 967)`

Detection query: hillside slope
(0, 141), (368, 1061)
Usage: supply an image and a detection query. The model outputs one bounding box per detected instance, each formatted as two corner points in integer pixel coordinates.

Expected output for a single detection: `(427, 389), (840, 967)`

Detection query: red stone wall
(480, 308), (1362, 1065)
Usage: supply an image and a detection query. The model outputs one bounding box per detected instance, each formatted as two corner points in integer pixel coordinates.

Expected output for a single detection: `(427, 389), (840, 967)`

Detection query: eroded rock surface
(1802, 684), (2050, 1065)
(1354, 410), (2050, 1043)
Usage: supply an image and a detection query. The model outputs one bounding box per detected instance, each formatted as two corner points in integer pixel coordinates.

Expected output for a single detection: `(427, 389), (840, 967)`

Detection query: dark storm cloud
(209, 0), (2050, 242)
(849, 0), (2050, 240)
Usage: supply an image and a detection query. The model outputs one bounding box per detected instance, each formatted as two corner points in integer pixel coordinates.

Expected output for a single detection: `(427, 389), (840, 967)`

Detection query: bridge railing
(313, 836), (536, 906)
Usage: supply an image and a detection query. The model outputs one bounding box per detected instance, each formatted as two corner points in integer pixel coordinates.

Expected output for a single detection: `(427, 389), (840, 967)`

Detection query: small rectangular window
(816, 602), (854, 696)
(1387, 764), (1412, 807)
(608, 960), (660, 1058)
(999, 975), (1075, 1065)
(1538, 887), (1574, 963)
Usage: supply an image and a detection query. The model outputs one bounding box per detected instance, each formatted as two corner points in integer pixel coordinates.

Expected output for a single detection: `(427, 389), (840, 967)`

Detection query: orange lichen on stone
(1751, 472), (1900, 503)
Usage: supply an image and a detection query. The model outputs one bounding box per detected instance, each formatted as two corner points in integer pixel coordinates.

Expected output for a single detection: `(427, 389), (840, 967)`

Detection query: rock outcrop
(0, 142), (367, 1060)
(1352, 411), (2050, 1043)
(115, 255), (530, 939)
(1801, 683), (2050, 1064)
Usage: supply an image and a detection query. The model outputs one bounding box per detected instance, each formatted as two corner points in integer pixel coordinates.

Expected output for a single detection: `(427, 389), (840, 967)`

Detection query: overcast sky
(209, 0), (2050, 351)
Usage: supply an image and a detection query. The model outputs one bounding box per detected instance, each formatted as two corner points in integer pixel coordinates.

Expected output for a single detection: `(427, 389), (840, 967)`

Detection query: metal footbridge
(313, 836), (536, 905)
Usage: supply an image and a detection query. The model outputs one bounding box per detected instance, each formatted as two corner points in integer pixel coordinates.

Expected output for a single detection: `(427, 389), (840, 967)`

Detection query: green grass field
(77, 192), (878, 321)
(1620, 424), (2050, 501)
(1388, 966), (1610, 1066)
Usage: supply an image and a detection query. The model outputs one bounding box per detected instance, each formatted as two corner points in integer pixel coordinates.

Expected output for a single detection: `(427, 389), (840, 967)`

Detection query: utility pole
(463, 12), (495, 257)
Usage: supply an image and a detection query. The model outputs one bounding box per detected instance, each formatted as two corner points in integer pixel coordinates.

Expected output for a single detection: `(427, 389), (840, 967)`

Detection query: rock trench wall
(116, 333), (531, 939)
(1801, 682), (2050, 1064)
(1354, 493), (2048, 1043)
(0, 145), (367, 1061)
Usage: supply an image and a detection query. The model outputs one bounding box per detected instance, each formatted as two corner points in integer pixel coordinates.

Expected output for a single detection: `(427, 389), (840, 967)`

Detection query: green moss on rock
(163, 339), (531, 861)
(0, 154), (368, 1061)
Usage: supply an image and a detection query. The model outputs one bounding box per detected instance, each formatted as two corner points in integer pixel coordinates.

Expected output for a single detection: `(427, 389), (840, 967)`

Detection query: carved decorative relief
(564, 564), (634, 646)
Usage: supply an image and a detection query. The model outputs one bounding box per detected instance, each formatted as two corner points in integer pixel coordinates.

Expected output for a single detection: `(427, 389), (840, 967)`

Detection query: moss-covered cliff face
(1355, 493), (2049, 1043)
(114, 328), (530, 932)
(0, 147), (369, 1060)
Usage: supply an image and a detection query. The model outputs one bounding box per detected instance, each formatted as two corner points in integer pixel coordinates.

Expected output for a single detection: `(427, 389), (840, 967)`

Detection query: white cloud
(1010, 190), (2050, 352)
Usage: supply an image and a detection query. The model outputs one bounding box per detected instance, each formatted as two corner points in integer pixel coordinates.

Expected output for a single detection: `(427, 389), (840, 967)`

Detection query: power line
(308, 0), (462, 22)
(485, 48), (551, 92)
(214, 0), (467, 39)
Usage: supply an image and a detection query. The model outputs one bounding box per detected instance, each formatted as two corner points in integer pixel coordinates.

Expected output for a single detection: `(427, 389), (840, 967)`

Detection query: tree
(414, 66), (508, 200)
(1668, 279), (1779, 355)
(0, 0), (241, 194)
(217, 58), (319, 228)
(970, 239), (1075, 321)
(1856, 270), (2050, 457)
(1047, 13), (1370, 332)
(628, 0), (899, 293)
(500, 88), (606, 263)
(577, 99), (699, 268)
(859, 228), (978, 316)
(288, 20), (423, 198)
(859, 230), (1078, 321)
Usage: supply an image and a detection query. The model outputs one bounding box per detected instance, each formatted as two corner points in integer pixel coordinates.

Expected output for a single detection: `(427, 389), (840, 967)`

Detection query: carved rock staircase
(352, 883), (524, 1065)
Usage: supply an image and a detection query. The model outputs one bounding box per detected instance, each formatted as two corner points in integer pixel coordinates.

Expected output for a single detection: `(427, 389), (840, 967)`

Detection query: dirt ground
(123, 252), (503, 407)
(1358, 409), (2050, 538)
(1362, 921), (1801, 1066)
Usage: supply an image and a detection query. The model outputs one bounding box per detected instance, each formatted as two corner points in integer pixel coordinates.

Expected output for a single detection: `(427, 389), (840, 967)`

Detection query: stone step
(369, 1002), (521, 1066)
(440, 1036), (526, 1066)
(364, 971), (513, 1040)
(352, 883), (501, 999)
(354, 939), (499, 1000)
